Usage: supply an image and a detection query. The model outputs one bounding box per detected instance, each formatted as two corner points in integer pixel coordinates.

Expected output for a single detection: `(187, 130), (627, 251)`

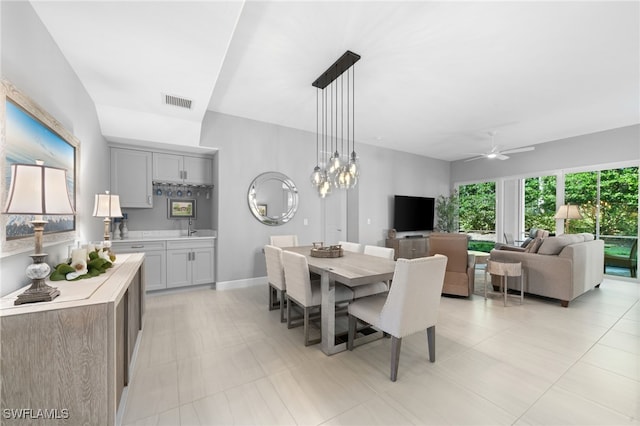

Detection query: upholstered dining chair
(282, 251), (353, 346)
(264, 244), (287, 322)
(270, 235), (298, 247)
(348, 245), (396, 299)
(427, 233), (474, 297)
(347, 255), (448, 381)
(339, 241), (363, 253)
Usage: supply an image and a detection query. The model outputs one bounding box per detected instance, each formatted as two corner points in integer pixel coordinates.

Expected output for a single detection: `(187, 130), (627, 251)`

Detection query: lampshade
(3, 162), (74, 215)
(554, 204), (583, 220)
(92, 192), (123, 218)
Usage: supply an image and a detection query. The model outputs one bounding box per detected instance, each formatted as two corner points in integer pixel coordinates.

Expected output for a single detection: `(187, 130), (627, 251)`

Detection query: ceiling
(31, 1), (639, 161)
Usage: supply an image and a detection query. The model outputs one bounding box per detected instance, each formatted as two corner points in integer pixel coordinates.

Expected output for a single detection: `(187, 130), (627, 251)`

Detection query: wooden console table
(0, 253), (145, 425)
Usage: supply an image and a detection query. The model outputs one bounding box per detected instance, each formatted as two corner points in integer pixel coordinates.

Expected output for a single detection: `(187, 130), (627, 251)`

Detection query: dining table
(283, 246), (396, 355)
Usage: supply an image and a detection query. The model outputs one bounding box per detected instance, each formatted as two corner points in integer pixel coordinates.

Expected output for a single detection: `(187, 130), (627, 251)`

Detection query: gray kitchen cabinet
(166, 239), (215, 288)
(152, 152), (212, 185)
(111, 241), (167, 291)
(110, 148), (153, 208)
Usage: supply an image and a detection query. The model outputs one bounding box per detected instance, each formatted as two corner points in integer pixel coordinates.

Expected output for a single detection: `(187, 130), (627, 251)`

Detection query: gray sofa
(489, 233), (604, 307)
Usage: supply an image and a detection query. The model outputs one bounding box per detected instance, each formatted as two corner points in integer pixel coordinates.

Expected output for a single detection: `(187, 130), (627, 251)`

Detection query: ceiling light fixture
(310, 51), (360, 197)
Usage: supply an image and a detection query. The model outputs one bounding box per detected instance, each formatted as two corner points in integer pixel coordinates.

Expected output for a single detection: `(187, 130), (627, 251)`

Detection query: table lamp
(554, 204), (583, 234)
(2, 161), (75, 305)
(92, 191), (123, 241)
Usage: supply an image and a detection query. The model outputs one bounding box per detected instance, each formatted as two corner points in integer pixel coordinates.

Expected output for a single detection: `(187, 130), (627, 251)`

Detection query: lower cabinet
(167, 240), (215, 288)
(386, 237), (429, 260)
(111, 241), (167, 291)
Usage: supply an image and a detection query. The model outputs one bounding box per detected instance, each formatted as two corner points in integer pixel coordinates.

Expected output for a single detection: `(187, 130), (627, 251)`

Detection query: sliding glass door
(565, 166), (638, 278)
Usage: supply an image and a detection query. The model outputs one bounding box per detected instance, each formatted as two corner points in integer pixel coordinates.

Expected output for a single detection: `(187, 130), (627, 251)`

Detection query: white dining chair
(270, 235), (299, 247)
(339, 241), (363, 253)
(264, 244), (287, 323)
(347, 254), (447, 381)
(283, 251), (353, 346)
(350, 245), (396, 299)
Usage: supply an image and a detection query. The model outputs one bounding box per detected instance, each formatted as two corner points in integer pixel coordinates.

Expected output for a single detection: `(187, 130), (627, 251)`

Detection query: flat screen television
(393, 195), (435, 232)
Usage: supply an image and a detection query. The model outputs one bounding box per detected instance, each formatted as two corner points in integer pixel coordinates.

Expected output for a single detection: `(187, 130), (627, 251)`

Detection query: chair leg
(390, 336), (402, 382)
(303, 306), (321, 346)
(287, 296), (294, 329)
(268, 285), (279, 311)
(426, 326), (436, 362)
(279, 290), (287, 323)
(347, 314), (357, 350)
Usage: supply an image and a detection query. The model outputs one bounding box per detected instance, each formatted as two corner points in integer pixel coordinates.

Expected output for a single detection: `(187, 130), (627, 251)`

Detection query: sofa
(489, 233), (604, 307)
(428, 233), (474, 297)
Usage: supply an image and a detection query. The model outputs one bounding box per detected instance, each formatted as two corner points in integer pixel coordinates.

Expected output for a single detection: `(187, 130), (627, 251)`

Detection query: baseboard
(216, 276), (266, 291)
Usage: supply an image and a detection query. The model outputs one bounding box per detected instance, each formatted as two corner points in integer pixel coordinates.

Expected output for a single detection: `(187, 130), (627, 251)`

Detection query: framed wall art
(1, 80), (79, 256)
(167, 198), (196, 219)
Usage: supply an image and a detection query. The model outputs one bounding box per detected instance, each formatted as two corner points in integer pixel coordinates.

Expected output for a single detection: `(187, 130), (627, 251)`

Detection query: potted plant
(436, 190), (459, 233)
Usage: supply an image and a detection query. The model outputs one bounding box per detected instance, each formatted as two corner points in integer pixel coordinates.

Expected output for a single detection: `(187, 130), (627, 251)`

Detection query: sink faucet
(188, 218), (197, 236)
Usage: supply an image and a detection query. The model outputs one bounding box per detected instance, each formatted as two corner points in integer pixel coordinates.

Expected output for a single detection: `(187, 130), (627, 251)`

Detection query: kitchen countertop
(111, 229), (217, 242)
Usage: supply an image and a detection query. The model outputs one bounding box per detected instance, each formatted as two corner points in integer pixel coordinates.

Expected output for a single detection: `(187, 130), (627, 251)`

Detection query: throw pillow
(525, 237), (544, 253)
(537, 235), (572, 255)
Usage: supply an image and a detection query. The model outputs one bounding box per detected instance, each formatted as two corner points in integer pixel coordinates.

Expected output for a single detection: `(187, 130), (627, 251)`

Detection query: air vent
(163, 94), (193, 109)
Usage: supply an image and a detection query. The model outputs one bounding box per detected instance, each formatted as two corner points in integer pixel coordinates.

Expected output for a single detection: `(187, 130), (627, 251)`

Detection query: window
(565, 166), (638, 277)
(459, 182), (496, 251)
(524, 175), (557, 234)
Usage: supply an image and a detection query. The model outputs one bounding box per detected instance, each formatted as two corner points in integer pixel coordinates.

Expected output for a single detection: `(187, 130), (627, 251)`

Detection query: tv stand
(386, 236), (429, 260)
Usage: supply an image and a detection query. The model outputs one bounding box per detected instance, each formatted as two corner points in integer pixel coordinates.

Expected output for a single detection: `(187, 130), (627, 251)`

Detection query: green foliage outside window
(524, 176), (557, 232)
(565, 167), (638, 237)
(459, 182), (496, 232)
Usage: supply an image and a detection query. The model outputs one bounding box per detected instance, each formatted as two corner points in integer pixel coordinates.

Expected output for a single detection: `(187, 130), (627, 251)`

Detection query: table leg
(320, 270), (344, 355)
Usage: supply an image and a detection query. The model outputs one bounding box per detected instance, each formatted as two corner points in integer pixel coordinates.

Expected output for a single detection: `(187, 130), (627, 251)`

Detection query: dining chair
(283, 251), (353, 346)
(270, 235), (299, 247)
(347, 254), (447, 381)
(264, 244), (287, 322)
(349, 245), (396, 299)
(339, 241), (363, 253)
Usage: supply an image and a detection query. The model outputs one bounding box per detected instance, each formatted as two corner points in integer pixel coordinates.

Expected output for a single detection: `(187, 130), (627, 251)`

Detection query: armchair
(427, 233), (474, 297)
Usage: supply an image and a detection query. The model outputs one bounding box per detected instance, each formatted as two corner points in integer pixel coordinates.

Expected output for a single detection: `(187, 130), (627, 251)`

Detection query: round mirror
(247, 172), (299, 226)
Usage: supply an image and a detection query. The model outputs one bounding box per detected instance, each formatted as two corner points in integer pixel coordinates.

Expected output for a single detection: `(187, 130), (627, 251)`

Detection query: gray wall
(451, 125), (640, 183)
(200, 111), (451, 284)
(1, 2), (109, 296)
(451, 124), (639, 246)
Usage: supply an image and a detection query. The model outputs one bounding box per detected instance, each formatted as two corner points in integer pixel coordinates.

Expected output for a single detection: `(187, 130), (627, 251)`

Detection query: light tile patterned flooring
(122, 274), (640, 425)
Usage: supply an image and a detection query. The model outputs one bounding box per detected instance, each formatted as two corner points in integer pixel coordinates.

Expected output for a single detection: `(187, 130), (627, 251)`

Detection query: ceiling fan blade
(496, 154), (509, 160)
(464, 155), (484, 162)
(500, 146), (535, 155)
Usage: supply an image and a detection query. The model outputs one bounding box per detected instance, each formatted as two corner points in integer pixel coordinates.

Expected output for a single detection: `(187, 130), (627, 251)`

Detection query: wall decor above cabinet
(152, 153), (212, 185)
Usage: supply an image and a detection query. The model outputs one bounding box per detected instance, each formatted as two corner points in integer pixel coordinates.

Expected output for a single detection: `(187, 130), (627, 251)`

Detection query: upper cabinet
(153, 153), (212, 185)
(111, 148), (153, 208)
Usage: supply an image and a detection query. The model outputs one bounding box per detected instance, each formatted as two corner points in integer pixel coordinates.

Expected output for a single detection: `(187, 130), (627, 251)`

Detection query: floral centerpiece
(50, 247), (116, 281)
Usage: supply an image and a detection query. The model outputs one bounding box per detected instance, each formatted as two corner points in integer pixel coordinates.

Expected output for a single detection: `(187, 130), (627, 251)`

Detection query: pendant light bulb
(318, 173), (332, 198)
(348, 151), (360, 177)
(310, 165), (323, 188)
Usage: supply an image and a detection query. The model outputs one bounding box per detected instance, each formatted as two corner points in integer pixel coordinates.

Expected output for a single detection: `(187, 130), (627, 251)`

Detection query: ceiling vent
(163, 93), (193, 109)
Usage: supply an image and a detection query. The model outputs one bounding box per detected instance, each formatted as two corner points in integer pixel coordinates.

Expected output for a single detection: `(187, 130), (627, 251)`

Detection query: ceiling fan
(464, 131), (535, 162)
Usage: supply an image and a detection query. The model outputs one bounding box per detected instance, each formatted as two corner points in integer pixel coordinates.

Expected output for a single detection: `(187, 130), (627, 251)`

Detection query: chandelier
(310, 51), (361, 198)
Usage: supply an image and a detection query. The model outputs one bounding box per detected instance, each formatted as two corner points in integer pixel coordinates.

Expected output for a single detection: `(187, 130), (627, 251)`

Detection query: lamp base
(14, 253), (59, 305)
(14, 282), (60, 305)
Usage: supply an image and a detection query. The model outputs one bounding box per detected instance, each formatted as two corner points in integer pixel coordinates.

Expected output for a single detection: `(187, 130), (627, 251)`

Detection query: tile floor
(122, 275), (640, 425)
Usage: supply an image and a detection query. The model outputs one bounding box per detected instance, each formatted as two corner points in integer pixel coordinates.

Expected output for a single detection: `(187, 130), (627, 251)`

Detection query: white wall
(200, 111), (450, 284)
(0, 2), (109, 296)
